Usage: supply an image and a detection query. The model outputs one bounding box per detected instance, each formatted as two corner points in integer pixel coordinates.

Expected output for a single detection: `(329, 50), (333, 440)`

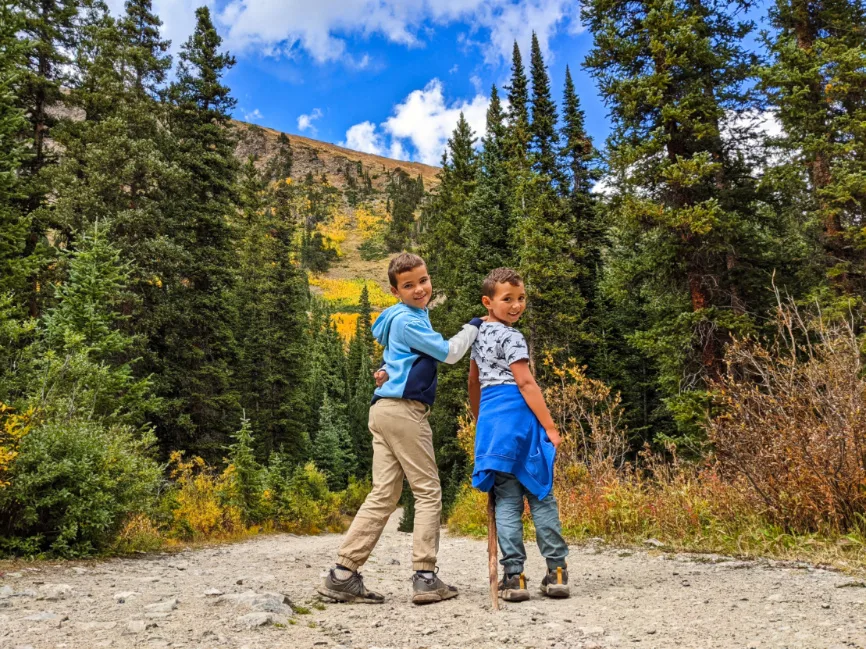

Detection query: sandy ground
(2, 510), (866, 649)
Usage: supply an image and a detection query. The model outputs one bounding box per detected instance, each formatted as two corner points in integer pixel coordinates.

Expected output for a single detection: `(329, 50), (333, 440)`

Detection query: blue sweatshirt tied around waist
(471, 384), (556, 500)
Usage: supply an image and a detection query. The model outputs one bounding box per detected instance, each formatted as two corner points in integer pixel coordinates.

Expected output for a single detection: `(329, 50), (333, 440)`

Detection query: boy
(468, 267), (570, 602)
(318, 253), (483, 605)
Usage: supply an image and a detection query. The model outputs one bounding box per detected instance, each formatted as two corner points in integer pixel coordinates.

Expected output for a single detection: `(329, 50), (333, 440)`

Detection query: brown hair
(387, 252), (426, 287)
(482, 267), (524, 298)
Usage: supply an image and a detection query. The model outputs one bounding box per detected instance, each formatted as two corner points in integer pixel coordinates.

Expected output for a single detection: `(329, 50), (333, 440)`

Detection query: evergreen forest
(0, 0), (865, 559)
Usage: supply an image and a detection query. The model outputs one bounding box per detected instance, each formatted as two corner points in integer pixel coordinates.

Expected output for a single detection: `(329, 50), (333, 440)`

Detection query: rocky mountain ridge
(233, 120), (440, 192)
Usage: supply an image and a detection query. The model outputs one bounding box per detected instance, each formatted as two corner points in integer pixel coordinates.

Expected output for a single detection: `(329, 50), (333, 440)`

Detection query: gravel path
(2, 510), (865, 649)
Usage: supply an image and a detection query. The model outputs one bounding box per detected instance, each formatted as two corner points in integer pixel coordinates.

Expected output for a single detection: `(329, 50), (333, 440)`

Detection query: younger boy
(468, 267), (570, 602)
(318, 253), (483, 605)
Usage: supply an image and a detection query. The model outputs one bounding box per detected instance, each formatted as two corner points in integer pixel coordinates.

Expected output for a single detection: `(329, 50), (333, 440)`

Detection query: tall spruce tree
(560, 65), (602, 320)
(583, 0), (809, 443)
(761, 0), (866, 296)
(14, 0), (81, 316)
(0, 4), (30, 302)
(421, 113), (478, 304)
(159, 6), (241, 456)
(504, 41), (532, 204)
(344, 284), (376, 478)
(307, 299), (348, 441)
(45, 1), (182, 454)
(462, 85), (516, 291)
(519, 34), (586, 370)
(233, 160), (311, 462)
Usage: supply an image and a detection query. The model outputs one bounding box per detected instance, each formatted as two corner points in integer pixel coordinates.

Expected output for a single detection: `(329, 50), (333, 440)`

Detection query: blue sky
(109, 0), (773, 167)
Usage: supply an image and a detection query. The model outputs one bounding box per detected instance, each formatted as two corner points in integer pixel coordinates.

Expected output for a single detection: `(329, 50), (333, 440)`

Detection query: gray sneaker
(411, 569), (459, 605)
(499, 572), (530, 602)
(540, 566), (570, 598)
(317, 568), (385, 604)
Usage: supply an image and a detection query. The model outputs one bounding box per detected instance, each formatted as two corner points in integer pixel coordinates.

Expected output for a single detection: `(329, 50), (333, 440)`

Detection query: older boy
(318, 253), (482, 605)
(469, 267), (570, 602)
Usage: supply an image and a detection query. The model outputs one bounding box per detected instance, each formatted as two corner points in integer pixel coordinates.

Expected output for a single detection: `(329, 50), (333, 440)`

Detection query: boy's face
(390, 263), (432, 309)
(482, 281), (526, 325)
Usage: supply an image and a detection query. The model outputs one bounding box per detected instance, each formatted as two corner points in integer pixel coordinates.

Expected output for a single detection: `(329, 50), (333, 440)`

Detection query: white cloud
(217, 0), (580, 66)
(383, 78), (489, 165)
(243, 108), (264, 122)
(389, 140), (408, 161)
(297, 108), (324, 133)
(340, 78), (489, 165)
(342, 121), (385, 155)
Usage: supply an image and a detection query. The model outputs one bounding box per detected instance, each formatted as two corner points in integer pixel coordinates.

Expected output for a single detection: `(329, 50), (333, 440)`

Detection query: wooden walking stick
(487, 490), (499, 610)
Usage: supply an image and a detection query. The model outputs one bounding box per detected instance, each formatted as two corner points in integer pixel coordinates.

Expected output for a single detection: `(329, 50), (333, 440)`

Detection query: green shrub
(222, 417), (265, 525)
(0, 418), (161, 557)
(265, 459), (342, 533)
(341, 476), (371, 516)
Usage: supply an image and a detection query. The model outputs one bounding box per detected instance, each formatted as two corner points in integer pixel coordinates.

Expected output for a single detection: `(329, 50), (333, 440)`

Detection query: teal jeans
(493, 472), (568, 575)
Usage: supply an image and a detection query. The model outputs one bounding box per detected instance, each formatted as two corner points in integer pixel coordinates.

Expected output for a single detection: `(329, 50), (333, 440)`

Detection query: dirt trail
(2, 510), (865, 649)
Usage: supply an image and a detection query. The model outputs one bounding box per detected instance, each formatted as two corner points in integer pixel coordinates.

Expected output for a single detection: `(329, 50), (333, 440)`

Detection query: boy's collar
(398, 301), (428, 314)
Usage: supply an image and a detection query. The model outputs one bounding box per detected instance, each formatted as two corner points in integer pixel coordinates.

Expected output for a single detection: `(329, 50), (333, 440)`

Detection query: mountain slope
(234, 120), (440, 193)
(233, 120), (436, 325)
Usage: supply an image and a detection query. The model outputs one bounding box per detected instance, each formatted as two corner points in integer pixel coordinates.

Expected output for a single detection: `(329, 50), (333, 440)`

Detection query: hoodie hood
(372, 302), (424, 346)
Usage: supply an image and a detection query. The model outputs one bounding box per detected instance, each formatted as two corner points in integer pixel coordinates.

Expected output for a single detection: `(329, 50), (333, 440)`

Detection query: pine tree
(421, 113), (478, 302)
(385, 169), (424, 251)
(504, 41), (532, 186)
(760, 0), (866, 295)
(529, 33), (561, 185)
(34, 226), (155, 427)
(0, 5), (30, 302)
(583, 0), (809, 442)
(225, 416), (264, 524)
(462, 85), (516, 292)
(560, 65), (602, 353)
(233, 160), (311, 462)
(348, 350), (374, 478)
(45, 0), (180, 452)
(14, 0), (81, 316)
(159, 5), (241, 456)
(308, 299), (348, 439)
(519, 35), (586, 370)
(312, 394), (355, 490)
(344, 284), (376, 478)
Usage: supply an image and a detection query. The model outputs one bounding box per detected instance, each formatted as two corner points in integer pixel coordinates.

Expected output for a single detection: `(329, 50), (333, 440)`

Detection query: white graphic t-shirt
(470, 322), (530, 389)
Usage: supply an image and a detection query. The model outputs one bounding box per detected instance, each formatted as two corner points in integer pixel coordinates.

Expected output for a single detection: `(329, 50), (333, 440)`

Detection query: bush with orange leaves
(708, 297), (866, 533)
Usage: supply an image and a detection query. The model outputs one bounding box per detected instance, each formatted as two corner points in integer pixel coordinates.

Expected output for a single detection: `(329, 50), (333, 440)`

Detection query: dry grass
(709, 296), (866, 532)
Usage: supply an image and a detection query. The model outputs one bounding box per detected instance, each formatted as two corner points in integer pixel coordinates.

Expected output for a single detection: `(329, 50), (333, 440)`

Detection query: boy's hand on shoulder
(374, 370), (388, 388)
(480, 315), (489, 322)
(545, 428), (562, 449)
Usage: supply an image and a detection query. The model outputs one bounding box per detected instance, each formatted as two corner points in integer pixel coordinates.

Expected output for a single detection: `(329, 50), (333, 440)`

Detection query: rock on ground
(0, 510), (865, 648)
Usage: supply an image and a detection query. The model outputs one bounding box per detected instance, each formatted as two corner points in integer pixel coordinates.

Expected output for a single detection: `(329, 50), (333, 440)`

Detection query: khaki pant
(337, 398), (441, 572)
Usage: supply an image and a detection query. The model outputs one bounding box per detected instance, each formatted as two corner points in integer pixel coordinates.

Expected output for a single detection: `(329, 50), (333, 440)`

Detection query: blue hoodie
(372, 303), (481, 406)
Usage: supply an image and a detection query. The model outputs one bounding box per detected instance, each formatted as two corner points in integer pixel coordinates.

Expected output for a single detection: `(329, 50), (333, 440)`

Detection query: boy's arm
(511, 360), (561, 448)
(403, 317), (483, 364)
(468, 359), (481, 420)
